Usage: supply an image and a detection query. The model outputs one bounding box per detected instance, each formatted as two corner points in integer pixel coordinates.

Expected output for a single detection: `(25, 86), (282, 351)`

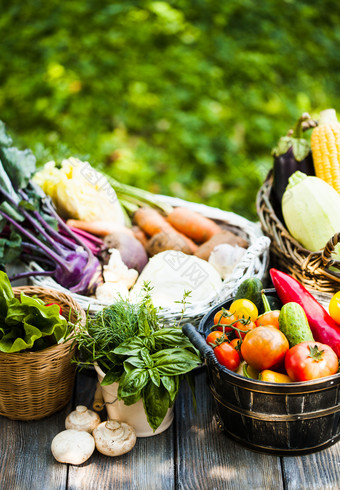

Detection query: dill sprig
(75, 285), (162, 366)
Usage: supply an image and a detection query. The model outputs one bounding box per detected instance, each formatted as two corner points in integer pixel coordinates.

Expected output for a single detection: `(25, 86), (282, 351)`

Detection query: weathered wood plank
(0, 404), (71, 490)
(176, 369), (284, 490)
(282, 442), (340, 490)
(67, 369), (175, 490)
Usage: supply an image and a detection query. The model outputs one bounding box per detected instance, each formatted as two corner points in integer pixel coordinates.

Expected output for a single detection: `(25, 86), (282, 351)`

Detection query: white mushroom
(65, 405), (101, 433)
(93, 420), (136, 456)
(51, 429), (95, 465)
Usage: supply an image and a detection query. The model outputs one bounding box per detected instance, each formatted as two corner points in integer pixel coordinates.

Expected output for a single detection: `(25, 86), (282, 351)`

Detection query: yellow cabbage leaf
(34, 158), (126, 224)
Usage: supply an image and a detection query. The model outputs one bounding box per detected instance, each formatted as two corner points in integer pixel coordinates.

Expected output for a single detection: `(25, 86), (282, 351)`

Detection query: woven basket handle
(182, 323), (216, 365)
(216, 236), (270, 300)
(322, 232), (340, 271)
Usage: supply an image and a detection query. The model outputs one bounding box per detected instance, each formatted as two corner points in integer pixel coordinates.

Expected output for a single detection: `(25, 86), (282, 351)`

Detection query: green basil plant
(74, 286), (201, 432)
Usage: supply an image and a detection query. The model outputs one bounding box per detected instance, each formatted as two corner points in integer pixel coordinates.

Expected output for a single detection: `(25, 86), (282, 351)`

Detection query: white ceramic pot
(94, 364), (174, 437)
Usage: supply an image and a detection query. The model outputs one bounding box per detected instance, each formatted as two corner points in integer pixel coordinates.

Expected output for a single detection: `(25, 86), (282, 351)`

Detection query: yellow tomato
(229, 299), (258, 323)
(329, 291), (340, 324)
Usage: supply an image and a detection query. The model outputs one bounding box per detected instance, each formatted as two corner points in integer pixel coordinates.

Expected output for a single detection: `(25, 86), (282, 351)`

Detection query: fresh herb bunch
(75, 287), (200, 431)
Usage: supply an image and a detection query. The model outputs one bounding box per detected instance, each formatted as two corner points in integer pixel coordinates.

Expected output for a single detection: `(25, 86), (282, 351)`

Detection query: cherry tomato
(256, 310), (280, 329)
(214, 342), (240, 371)
(213, 309), (237, 332)
(230, 338), (242, 350)
(329, 291), (340, 325)
(233, 319), (256, 339)
(230, 338), (243, 360)
(229, 299), (258, 323)
(285, 341), (339, 382)
(206, 330), (225, 346)
(241, 326), (289, 371)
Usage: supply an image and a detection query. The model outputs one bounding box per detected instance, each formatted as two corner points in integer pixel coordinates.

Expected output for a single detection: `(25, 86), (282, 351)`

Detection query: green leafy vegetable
(0, 270), (69, 353)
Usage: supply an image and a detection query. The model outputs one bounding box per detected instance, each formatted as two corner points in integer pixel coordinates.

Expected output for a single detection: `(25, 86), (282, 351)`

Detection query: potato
(146, 232), (192, 257)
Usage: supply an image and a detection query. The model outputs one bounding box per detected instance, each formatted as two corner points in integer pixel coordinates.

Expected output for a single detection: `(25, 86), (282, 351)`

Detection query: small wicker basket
(0, 286), (86, 421)
(256, 171), (340, 298)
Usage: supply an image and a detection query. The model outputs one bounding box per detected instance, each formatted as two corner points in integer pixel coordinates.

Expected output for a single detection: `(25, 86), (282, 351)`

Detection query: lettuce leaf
(0, 271), (68, 353)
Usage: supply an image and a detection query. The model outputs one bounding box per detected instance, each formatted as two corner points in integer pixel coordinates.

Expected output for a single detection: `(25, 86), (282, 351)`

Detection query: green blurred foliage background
(1, 0), (340, 219)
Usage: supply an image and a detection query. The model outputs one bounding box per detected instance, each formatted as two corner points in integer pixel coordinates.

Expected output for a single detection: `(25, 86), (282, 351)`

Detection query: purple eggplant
(271, 113), (316, 221)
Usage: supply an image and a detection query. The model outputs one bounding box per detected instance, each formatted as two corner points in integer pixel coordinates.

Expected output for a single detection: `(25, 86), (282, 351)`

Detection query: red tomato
(285, 341), (339, 382)
(241, 326), (289, 372)
(255, 310), (280, 329)
(230, 338), (243, 360)
(206, 330), (225, 346)
(213, 309), (237, 333)
(214, 342), (240, 371)
(233, 319), (256, 339)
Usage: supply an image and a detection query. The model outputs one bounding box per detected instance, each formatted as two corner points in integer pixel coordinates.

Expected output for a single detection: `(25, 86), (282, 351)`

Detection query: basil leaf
(141, 347), (154, 368)
(149, 368), (161, 387)
(114, 337), (144, 355)
(161, 375), (178, 402)
(142, 382), (170, 431)
(118, 369), (149, 397)
(121, 392), (142, 406)
(152, 328), (193, 349)
(142, 335), (155, 351)
(101, 367), (124, 386)
(152, 348), (201, 376)
(124, 357), (146, 372)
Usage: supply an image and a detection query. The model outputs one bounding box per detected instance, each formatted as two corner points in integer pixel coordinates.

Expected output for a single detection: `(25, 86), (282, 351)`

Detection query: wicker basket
(256, 170), (340, 300)
(26, 195), (270, 326)
(0, 286), (86, 421)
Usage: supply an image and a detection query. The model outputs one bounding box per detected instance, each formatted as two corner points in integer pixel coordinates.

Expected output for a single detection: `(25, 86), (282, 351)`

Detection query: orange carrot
(66, 219), (133, 237)
(133, 208), (174, 236)
(131, 225), (149, 248)
(167, 207), (221, 243)
(133, 207), (198, 253)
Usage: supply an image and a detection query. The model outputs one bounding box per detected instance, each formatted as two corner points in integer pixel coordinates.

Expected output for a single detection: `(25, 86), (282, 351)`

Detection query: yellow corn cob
(311, 108), (340, 194)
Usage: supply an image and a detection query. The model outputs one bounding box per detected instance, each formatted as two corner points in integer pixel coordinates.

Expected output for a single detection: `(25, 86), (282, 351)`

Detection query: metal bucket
(183, 289), (340, 455)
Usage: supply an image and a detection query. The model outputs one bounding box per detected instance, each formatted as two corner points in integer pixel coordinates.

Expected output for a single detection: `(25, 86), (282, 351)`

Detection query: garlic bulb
(65, 405), (101, 433)
(93, 420), (136, 456)
(208, 244), (246, 280)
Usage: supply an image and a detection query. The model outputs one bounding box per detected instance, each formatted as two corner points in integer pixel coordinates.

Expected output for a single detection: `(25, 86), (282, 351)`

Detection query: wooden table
(1, 367), (339, 490)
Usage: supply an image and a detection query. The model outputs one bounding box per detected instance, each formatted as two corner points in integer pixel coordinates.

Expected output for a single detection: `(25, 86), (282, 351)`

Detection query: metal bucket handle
(182, 323), (217, 367)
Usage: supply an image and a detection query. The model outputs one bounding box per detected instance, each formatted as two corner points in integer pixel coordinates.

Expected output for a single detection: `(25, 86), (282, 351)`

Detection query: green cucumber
(278, 302), (314, 347)
(234, 278), (263, 310)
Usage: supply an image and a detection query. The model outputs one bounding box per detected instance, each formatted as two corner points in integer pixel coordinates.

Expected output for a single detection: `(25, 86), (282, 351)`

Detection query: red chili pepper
(45, 303), (62, 315)
(270, 268), (340, 358)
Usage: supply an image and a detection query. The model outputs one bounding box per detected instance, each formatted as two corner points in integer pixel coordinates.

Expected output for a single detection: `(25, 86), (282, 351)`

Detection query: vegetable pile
(206, 270), (340, 383)
(0, 119), (252, 310)
(30, 135), (250, 308)
(74, 287), (201, 431)
(271, 108), (340, 259)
